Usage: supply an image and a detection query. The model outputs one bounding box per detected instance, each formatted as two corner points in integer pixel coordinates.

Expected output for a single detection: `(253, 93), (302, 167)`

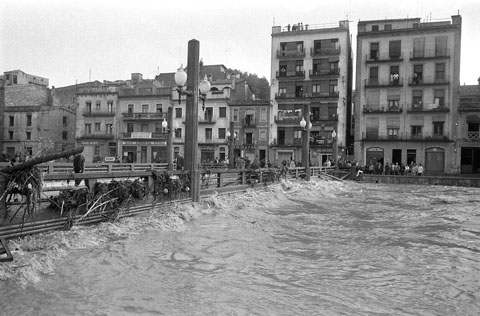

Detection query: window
(13, 75), (17, 84)
(372, 25), (379, 31)
(294, 130), (302, 139)
(411, 126), (422, 136)
(413, 38), (425, 58)
(435, 36), (448, 57)
(8, 131), (13, 140)
(314, 39), (339, 54)
(96, 101), (101, 110)
(387, 128), (398, 137)
(141, 124), (148, 132)
(27, 115), (32, 126)
(312, 83), (321, 94)
(279, 62), (287, 77)
(219, 107), (226, 118)
(204, 107), (213, 121)
(86, 102), (92, 113)
(295, 60), (304, 73)
(387, 95), (400, 109)
(233, 109), (239, 122)
(85, 123), (91, 134)
(8, 116), (14, 127)
(128, 104), (134, 114)
(246, 132), (254, 145)
(155, 123), (162, 133)
(218, 128), (226, 139)
(63, 116), (68, 126)
(295, 84), (303, 97)
(413, 65), (423, 84)
(433, 122), (444, 136)
(106, 124), (113, 134)
(369, 67), (378, 85)
(142, 104), (149, 113)
(95, 122), (101, 132)
(26, 132), (31, 140)
(260, 108), (267, 122)
(62, 131), (67, 140)
(434, 89), (445, 107)
(435, 63), (446, 81)
(175, 128), (182, 138)
(205, 128), (213, 140)
(108, 101), (113, 112)
(389, 40), (401, 59)
(156, 104), (163, 114)
(412, 90), (423, 108)
(278, 87), (287, 96)
(370, 42), (379, 60)
(94, 146), (100, 156)
(329, 80), (338, 95)
(127, 123), (134, 133)
(175, 108), (182, 118)
(390, 66), (400, 85)
(384, 24), (392, 30)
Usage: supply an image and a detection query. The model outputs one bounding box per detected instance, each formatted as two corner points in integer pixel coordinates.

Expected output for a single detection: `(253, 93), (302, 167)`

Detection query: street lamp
(226, 125), (237, 168)
(174, 39), (211, 202)
(299, 104), (311, 181)
(332, 130), (338, 170)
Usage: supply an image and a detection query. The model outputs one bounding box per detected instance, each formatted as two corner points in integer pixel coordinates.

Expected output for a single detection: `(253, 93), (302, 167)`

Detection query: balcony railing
(276, 70), (305, 79)
(83, 110), (115, 117)
(276, 49), (305, 58)
(122, 132), (167, 139)
(408, 75), (450, 86)
(311, 91), (339, 98)
(467, 131), (480, 139)
(122, 112), (167, 120)
(361, 131), (451, 141)
(309, 68), (340, 78)
(310, 47), (341, 56)
(198, 117), (216, 124)
(365, 52), (403, 62)
(364, 78), (403, 87)
(118, 87), (172, 97)
(363, 106), (403, 113)
(243, 118), (256, 128)
(409, 49), (451, 60)
(77, 133), (114, 140)
(408, 103), (449, 112)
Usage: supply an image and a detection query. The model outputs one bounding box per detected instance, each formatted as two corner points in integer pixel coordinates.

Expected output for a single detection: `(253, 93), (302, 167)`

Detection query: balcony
(364, 77), (403, 88)
(467, 131), (480, 139)
(363, 105), (403, 114)
(276, 49), (305, 59)
(409, 49), (451, 60)
(311, 91), (339, 99)
(276, 70), (305, 79)
(408, 75), (450, 86)
(77, 133), (114, 140)
(309, 68), (340, 78)
(310, 47), (341, 57)
(361, 131), (451, 142)
(275, 92), (305, 99)
(118, 87), (172, 97)
(198, 117), (216, 124)
(243, 118), (256, 128)
(275, 112), (301, 123)
(122, 132), (167, 140)
(122, 112), (167, 120)
(365, 52), (403, 63)
(83, 110), (115, 117)
(407, 103), (449, 113)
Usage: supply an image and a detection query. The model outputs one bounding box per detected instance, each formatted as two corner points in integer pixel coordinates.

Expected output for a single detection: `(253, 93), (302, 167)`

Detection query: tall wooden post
(229, 121), (235, 168)
(166, 106), (174, 171)
(302, 104), (311, 181)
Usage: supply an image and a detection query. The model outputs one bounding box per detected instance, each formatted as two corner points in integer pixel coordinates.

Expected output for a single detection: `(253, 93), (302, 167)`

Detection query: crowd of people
(357, 159), (425, 176)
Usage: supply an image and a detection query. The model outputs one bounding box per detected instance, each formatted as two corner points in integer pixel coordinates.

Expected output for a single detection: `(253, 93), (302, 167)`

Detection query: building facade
(270, 21), (352, 166)
(458, 79), (480, 174)
(354, 15), (462, 174)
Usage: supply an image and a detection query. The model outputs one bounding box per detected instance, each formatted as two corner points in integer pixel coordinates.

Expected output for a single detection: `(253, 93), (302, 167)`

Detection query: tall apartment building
(0, 70), (75, 160)
(354, 15), (462, 174)
(270, 21), (352, 166)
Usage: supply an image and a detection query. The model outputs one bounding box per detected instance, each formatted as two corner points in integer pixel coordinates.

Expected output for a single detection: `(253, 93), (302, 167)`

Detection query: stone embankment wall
(357, 174), (480, 188)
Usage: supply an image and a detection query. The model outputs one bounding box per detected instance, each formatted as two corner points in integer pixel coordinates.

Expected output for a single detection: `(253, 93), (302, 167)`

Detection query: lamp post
(174, 39), (211, 202)
(332, 129), (338, 170)
(299, 104), (311, 181)
(226, 121), (236, 168)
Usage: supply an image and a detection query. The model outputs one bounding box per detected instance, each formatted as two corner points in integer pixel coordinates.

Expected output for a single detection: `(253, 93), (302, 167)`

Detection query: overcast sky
(1, 0), (479, 88)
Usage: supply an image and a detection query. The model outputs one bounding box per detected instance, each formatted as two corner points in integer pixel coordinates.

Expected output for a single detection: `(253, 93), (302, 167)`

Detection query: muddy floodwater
(1, 180), (479, 315)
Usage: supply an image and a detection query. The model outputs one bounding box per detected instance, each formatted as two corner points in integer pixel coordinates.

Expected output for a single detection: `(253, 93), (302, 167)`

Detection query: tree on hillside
(228, 69), (270, 100)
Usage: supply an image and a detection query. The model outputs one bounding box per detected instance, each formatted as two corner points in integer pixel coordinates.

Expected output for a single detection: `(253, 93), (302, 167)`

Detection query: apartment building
(0, 70), (75, 160)
(270, 21), (353, 166)
(458, 79), (480, 174)
(354, 15), (462, 174)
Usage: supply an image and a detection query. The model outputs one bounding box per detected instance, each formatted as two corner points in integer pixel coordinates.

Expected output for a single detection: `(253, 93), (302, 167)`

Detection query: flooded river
(1, 179), (479, 315)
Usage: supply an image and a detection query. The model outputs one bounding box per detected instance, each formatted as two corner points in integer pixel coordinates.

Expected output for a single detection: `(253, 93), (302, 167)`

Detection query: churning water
(1, 179), (480, 315)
